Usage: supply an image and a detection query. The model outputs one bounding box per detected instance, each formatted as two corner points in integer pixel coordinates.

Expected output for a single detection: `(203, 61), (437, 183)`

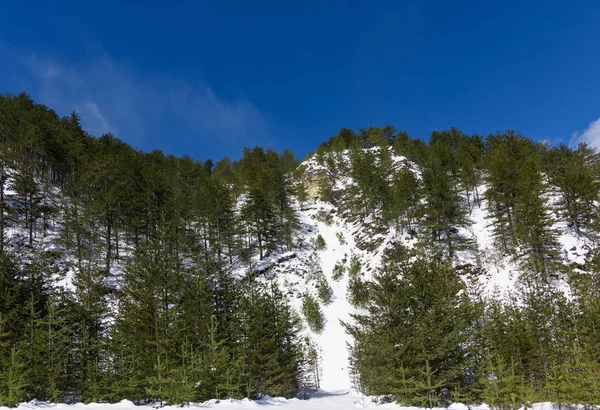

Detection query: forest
(313, 126), (600, 407)
(1, 92), (600, 408)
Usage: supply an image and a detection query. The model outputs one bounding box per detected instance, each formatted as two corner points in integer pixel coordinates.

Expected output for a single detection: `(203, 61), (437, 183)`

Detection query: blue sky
(1, 1), (600, 160)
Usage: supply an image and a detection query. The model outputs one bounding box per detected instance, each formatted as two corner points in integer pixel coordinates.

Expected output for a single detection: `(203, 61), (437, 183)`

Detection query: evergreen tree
(240, 280), (302, 398)
(301, 294), (325, 333)
(513, 155), (559, 278)
(550, 144), (599, 235)
(0, 346), (27, 408)
(422, 136), (470, 256)
(113, 231), (183, 401)
(346, 251), (479, 402)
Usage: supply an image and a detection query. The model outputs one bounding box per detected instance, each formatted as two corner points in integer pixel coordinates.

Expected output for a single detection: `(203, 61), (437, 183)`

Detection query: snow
(312, 217), (354, 391)
(3, 397), (568, 410)
(0, 396), (459, 410)
(467, 193), (519, 296)
(3, 151), (597, 410)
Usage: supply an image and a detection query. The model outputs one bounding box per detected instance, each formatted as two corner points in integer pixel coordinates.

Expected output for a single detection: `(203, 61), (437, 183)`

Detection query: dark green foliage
(331, 260), (345, 281)
(237, 146), (299, 258)
(0, 93), (305, 403)
(3, 93), (600, 407)
(456, 134), (484, 212)
(315, 234), (326, 250)
(302, 294), (325, 333)
(346, 251), (480, 404)
(0, 346), (27, 407)
(421, 129), (472, 257)
(239, 280), (302, 398)
(347, 147), (390, 221)
(316, 278), (333, 305)
(547, 143), (599, 235)
(484, 132), (559, 278)
(513, 156), (559, 277)
(347, 275), (369, 307)
(390, 168), (421, 232)
(346, 255), (369, 307)
(317, 177), (334, 202)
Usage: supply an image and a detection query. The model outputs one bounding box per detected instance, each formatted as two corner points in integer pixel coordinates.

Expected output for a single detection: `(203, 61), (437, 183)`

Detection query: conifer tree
(239, 280), (302, 398)
(0, 346), (27, 408)
(550, 144), (599, 235)
(301, 294), (325, 333)
(456, 134), (484, 211)
(113, 231), (183, 401)
(346, 251), (478, 401)
(390, 168), (421, 233)
(195, 319), (231, 401)
(512, 155), (559, 277)
(167, 339), (198, 404)
(422, 138), (469, 256)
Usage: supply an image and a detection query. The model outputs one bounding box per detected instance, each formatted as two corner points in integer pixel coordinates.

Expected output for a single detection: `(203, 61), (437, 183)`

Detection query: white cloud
(571, 117), (600, 150)
(1, 42), (270, 153)
(78, 102), (115, 136)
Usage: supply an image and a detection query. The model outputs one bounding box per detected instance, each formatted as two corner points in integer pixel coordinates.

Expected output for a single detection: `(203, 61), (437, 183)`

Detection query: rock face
(304, 167), (330, 201)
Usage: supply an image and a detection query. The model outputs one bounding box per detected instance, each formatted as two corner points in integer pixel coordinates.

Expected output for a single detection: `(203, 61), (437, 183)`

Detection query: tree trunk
(115, 223), (120, 261)
(29, 196), (34, 247)
(0, 174), (5, 254)
(106, 207), (112, 274)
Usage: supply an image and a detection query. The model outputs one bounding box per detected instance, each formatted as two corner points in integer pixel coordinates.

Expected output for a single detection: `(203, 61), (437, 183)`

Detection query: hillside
(2, 94), (600, 408)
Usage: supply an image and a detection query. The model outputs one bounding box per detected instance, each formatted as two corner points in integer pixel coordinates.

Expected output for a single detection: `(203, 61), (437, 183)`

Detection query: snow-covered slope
(258, 148), (594, 395)
(3, 148), (594, 409)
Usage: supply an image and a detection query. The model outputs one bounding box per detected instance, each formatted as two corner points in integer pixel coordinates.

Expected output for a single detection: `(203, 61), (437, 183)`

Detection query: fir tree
(0, 346), (27, 408)
(301, 294), (325, 333)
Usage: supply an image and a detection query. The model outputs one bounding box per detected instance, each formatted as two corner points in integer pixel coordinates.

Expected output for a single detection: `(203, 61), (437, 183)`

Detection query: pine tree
(195, 318), (231, 401)
(390, 168), (421, 233)
(239, 280), (302, 398)
(241, 188), (278, 260)
(21, 292), (49, 401)
(550, 144), (599, 235)
(394, 362), (418, 405)
(512, 155), (559, 278)
(483, 131), (532, 254)
(146, 353), (171, 406)
(456, 135), (484, 212)
(422, 135), (470, 257)
(166, 340), (198, 405)
(113, 231), (183, 402)
(316, 278), (333, 305)
(413, 360), (444, 408)
(301, 339), (322, 391)
(71, 262), (109, 402)
(0, 346), (27, 408)
(346, 252), (478, 401)
(41, 293), (71, 402)
(301, 294), (325, 333)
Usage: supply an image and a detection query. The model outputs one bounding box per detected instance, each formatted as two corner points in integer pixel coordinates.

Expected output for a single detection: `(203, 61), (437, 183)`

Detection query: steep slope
(254, 147), (595, 395)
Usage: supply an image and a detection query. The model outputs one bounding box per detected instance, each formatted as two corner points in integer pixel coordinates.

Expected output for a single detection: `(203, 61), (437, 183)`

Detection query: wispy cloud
(0, 41), (270, 155)
(78, 102), (115, 136)
(571, 117), (600, 150)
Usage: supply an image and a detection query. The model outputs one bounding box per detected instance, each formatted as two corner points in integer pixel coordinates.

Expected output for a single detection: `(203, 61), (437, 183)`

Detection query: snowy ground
(311, 217), (355, 391)
(2, 396), (561, 410)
